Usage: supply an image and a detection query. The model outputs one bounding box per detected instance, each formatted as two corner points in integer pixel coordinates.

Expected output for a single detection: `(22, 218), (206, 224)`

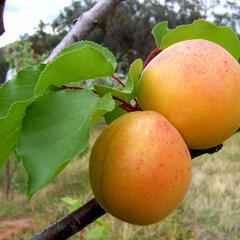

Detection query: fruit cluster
(89, 39), (240, 225)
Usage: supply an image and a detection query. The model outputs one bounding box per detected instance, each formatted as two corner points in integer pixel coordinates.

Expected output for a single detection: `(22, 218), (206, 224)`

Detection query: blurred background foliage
(0, 0), (239, 84)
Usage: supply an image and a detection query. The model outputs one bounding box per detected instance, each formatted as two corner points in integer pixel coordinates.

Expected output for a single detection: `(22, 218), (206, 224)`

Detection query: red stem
(133, 98), (141, 109)
(113, 96), (137, 111)
(111, 76), (140, 111)
(143, 47), (162, 70)
(60, 75), (138, 113)
(119, 104), (132, 112)
(60, 86), (136, 113)
(61, 86), (83, 90)
(61, 86), (98, 95)
(79, 229), (84, 240)
(112, 74), (125, 87)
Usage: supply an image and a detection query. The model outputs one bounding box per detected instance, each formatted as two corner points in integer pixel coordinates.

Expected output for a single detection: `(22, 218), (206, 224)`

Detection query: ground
(0, 217), (34, 240)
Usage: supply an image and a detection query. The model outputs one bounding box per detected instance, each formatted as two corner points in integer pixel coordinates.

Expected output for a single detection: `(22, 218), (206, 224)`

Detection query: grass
(0, 119), (240, 239)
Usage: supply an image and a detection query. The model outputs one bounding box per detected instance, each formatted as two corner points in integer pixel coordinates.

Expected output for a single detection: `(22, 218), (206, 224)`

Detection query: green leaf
(0, 101), (32, 169)
(104, 100), (127, 124)
(84, 226), (108, 239)
(35, 46), (117, 95)
(61, 197), (76, 205)
(58, 41), (117, 70)
(94, 59), (142, 124)
(94, 59), (143, 102)
(17, 89), (114, 199)
(0, 64), (45, 169)
(0, 64), (46, 118)
(95, 218), (112, 232)
(91, 93), (117, 125)
(160, 20), (240, 60)
(151, 21), (169, 46)
(61, 197), (83, 211)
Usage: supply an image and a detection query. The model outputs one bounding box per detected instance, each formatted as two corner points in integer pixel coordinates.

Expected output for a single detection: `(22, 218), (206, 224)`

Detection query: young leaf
(151, 21), (169, 47)
(57, 41), (117, 70)
(94, 59), (142, 124)
(94, 59), (143, 102)
(84, 226), (108, 239)
(17, 89), (114, 199)
(160, 20), (240, 60)
(61, 197), (83, 212)
(0, 64), (45, 169)
(61, 197), (76, 205)
(95, 218), (112, 232)
(104, 101), (127, 125)
(35, 46), (117, 95)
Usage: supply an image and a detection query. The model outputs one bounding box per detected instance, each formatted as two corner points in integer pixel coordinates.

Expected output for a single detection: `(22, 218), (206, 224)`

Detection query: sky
(0, 0), (73, 47)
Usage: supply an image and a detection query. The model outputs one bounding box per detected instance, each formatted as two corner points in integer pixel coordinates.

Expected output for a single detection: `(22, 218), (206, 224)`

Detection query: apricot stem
(119, 104), (132, 112)
(133, 98), (141, 110)
(60, 86), (137, 112)
(143, 47), (162, 70)
(111, 75), (140, 111)
(61, 86), (83, 90)
(112, 74), (125, 87)
(60, 86), (98, 95)
(113, 96), (137, 111)
(61, 75), (139, 112)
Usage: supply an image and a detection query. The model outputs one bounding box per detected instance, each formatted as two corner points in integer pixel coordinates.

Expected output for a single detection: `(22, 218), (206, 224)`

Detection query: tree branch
(0, 0), (6, 36)
(28, 197), (106, 240)
(44, 0), (125, 63)
(189, 144), (223, 158)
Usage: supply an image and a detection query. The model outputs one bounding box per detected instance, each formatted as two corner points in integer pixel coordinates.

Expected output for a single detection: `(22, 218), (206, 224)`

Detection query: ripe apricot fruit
(89, 111), (191, 225)
(137, 39), (240, 149)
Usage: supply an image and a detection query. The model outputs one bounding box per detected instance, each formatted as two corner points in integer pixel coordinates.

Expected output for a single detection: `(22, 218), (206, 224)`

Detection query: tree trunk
(0, 0), (6, 35)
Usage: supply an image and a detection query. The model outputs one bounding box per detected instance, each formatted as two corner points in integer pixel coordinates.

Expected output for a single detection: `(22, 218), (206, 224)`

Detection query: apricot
(137, 39), (240, 149)
(89, 111), (191, 225)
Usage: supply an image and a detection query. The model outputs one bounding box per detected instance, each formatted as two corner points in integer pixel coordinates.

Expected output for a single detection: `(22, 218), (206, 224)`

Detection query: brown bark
(0, 0), (6, 36)
(28, 197), (105, 240)
(44, 0), (125, 63)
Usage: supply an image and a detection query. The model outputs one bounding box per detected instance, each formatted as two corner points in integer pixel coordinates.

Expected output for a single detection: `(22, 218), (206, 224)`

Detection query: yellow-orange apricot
(89, 111), (191, 225)
(137, 39), (240, 149)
